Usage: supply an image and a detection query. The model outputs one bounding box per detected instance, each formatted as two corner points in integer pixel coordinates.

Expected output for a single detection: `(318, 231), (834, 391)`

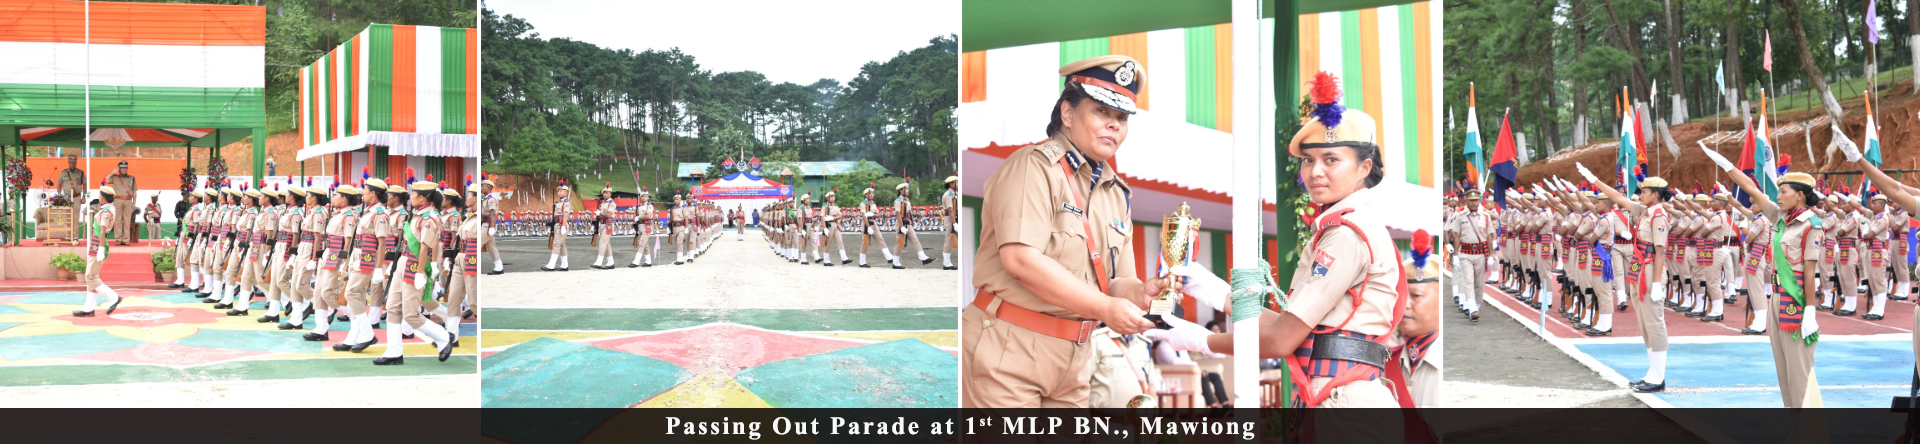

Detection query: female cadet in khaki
(270, 187), (305, 326)
(822, 190), (849, 265)
(1841, 134), (1920, 405)
(374, 178), (457, 365)
(542, 182), (572, 271)
(216, 188), (257, 310)
(1709, 142), (1827, 408)
(286, 184), (328, 329)
(941, 176), (960, 270)
(1148, 76), (1411, 416)
(309, 183), (360, 342)
(450, 184), (482, 336)
(200, 188), (232, 302)
(858, 186), (886, 267)
(74, 185), (123, 317)
(1864, 195), (1893, 320)
(251, 187), (284, 323)
(592, 184), (617, 269)
(336, 176), (390, 352)
(1579, 166), (1673, 393)
(965, 55), (1164, 408)
(891, 182), (933, 268)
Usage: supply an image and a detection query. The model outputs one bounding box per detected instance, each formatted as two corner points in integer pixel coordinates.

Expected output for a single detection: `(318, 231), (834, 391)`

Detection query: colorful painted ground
(0, 289), (478, 386)
(480, 307), (959, 408)
(1478, 281), (1915, 408)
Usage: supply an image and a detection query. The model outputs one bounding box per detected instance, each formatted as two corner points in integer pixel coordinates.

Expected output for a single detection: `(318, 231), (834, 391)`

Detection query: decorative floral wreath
(178, 166), (197, 193)
(3, 159), (29, 199)
(205, 158), (228, 189)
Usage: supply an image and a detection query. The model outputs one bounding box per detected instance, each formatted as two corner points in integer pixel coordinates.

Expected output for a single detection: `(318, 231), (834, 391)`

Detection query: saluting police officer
(1446, 189), (1493, 321)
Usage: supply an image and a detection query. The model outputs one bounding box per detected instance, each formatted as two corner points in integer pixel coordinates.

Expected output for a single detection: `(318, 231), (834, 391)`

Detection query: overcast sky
(486, 0), (959, 86)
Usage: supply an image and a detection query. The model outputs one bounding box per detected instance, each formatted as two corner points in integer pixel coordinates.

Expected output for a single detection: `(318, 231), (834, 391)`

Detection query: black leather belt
(1308, 333), (1389, 371)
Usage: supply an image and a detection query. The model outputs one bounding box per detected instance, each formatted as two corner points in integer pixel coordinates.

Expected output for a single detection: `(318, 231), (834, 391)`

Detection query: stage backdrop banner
(21, 157), (187, 191)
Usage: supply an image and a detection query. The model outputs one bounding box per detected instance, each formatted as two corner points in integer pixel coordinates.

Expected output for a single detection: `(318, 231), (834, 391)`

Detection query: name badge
(1062, 203), (1084, 218)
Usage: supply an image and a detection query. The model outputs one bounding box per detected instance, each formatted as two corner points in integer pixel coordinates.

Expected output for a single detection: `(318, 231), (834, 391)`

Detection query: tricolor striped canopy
(295, 23), (479, 161)
(0, 0), (266, 144)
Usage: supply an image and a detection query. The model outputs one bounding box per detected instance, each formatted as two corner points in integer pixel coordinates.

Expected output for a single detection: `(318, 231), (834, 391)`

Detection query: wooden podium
(40, 206), (77, 246)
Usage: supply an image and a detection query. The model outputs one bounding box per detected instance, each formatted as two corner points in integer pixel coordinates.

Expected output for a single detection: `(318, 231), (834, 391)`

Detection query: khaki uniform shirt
(974, 136), (1137, 319)
(1087, 328), (1152, 408)
(1285, 186), (1400, 338)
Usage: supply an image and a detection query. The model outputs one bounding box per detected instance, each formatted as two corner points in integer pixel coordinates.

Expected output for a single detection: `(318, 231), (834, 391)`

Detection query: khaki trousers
(1632, 273), (1670, 352)
(1458, 253), (1485, 309)
(1766, 290), (1819, 407)
(961, 304), (1094, 408)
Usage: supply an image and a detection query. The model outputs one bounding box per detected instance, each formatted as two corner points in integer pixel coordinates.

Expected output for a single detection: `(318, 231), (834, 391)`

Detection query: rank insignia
(1311, 251), (1334, 278)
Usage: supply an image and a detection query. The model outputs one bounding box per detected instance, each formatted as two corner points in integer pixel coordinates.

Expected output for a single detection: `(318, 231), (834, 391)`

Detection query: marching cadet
(196, 187), (226, 301)
(73, 184), (123, 317)
(892, 180), (934, 269)
(629, 188), (655, 268)
(374, 174), (458, 365)
(379, 182), (412, 335)
(144, 194), (161, 245)
(231, 186), (275, 318)
(941, 176), (960, 270)
(966, 55), (1168, 408)
(251, 186), (285, 323)
(264, 183), (301, 322)
(542, 181), (571, 271)
(1704, 144), (1824, 409)
(217, 185), (259, 313)
(672, 193), (688, 265)
(177, 191), (205, 291)
(107, 161), (137, 245)
(1445, 189), (1493, 321)
(307, 181), (361, 342)
(1579, 164), (1673, 393)
(335, 172), (390, 353)
(1864, 194), (1892, 321)
(482, 176), (504, 275)
(822, 190), (849, 266)
(592, 184), (617, 270)
(280, 181), (326, 330)
(453, 180), (481, 324)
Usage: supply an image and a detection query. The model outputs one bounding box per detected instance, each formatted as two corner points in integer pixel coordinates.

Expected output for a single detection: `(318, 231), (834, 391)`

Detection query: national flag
(0, 2), (266, 129)
(1463, 83), (1485, 190)
(300, 24), (480, 151)
(1489, 109), (1519, 208)
(1754, 92), (1780, 201)
(1864, 91), (1883, 167)
(1618, 87), (1642, 195)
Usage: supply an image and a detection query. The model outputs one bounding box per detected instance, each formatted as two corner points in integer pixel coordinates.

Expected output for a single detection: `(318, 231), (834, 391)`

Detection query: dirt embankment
(488, 174), (580, 213)
(1517, 81), (1920, 192)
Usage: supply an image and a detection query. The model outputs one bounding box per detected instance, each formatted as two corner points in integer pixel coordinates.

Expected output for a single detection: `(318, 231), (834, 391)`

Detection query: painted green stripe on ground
(370, 24), (392, 132)
(481, 307), (959, 332)
(442, 27), (468, 135)
(0, 356), (476, 387)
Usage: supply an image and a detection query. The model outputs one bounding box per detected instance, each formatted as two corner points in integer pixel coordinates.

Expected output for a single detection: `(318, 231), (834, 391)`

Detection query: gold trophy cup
(1146, 202), (1198, 325)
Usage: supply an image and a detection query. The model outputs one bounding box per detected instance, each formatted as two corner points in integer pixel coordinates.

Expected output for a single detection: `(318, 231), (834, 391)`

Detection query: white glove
(306, 260), (317, 271)
(1801, 299), (1819, 335)
(372, 268), (386, 285)
(1697, 140), (1736, 172)
(489, 227), (497, 237)
(1649, 282), (1665, 304)
(1574, 162), (1599, 185)
(1141, 316), (1214, 354)
(1832, 121), (1862, 163)
(1167, 263), (1229, 313)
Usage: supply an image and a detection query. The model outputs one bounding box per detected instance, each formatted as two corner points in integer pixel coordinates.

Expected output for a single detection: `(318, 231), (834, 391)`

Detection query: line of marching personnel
(536, 181), (725, 270)
(156, 168), (482, 366)
(759, 178), (960, 270)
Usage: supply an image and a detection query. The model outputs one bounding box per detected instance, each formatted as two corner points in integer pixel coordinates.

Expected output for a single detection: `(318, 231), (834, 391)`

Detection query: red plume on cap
(1309, 71), (1342, 105)
(467, 174), (475, 185)
(1410, 229), (1432, 268)
(426, 174), (435, 183)
(362, 166), (371, 181)
(405, 167), (417, 184)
